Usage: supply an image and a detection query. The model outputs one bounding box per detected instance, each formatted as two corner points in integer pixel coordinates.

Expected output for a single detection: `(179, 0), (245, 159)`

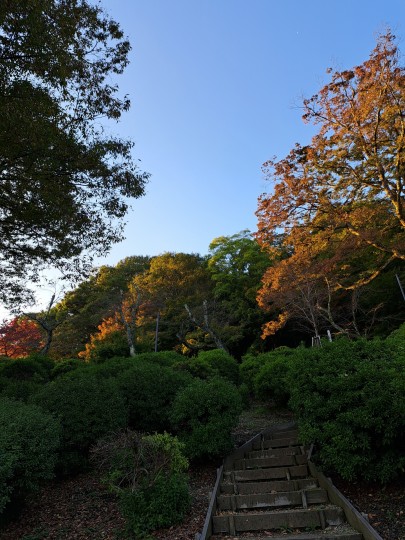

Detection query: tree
(0, 317), (44, 358)
(25, 293), (67, 355)
(131, 253), (214, 351)
(257, 31), (405, 338)
(50, 256), (150, 358)
(0, 1), (149, 307)
(208, 230), (272, 355)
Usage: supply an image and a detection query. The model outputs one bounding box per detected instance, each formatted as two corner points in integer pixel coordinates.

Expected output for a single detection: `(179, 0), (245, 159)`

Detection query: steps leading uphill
(200, 424), (374, 540)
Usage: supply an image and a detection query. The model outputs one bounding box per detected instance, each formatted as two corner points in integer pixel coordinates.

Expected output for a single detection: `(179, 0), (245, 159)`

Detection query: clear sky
(93, 0), (405, 265)
(2, 0), (405, 318)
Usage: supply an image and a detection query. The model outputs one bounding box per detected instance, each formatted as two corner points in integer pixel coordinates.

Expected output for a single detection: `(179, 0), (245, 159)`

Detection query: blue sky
(95, 0), (405, 265)
(2, 0), (405, 318)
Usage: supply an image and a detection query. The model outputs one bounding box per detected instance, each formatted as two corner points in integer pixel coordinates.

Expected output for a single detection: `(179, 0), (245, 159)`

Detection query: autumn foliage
(257, 31), (405, 338)
(0, 317), (44, 358)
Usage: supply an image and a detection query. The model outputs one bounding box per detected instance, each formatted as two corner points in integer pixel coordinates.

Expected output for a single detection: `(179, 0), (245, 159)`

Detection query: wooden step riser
(224, 464), (309, 482)
(220, 478), (319, 495)
(247, 447), (303, 459)
(266, 430), (299, 440)
(213, 507), (345, 534)
(210, 533), (362, 540)
(217, 488), (328, 511)
(252, 439), (302, 450)
(233, 455), (308, 470)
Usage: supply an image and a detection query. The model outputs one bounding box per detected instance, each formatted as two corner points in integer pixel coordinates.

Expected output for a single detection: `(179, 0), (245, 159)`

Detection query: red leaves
(0, 317), (44, 358)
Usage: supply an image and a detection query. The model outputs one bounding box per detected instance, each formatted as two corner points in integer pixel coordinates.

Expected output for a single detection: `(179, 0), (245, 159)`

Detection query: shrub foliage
(288, 339), (405, 483)
(0, 398), (61, 514)
(170, 377), (243, 460)
(92, 430), (190, 538)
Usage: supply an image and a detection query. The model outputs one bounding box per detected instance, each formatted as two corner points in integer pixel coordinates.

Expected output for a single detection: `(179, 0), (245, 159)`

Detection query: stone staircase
(203, 424), (369, 540)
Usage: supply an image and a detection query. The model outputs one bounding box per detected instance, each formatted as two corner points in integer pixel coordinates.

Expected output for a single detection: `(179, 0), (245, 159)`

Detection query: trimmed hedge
(288, 339), (405, 483)
(32, 371), (127, 472)
(0, 398), (61, 514)
(253, 349), (296, 406)
(170, 377), (243, 460)
(116, 361), (192, 432)
(173, 349), (240, 383)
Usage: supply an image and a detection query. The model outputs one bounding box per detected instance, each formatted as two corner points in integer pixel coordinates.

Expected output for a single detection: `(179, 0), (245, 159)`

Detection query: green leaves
(0, 1), (149, 306)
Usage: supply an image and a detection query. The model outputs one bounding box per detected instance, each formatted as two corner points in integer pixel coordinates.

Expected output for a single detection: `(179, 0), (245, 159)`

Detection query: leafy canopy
(0, 0), (149, 306)
(257, 31), (405, 338)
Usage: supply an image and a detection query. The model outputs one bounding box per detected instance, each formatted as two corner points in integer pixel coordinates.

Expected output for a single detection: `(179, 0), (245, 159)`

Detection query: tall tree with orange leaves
(257, 31), (405, 338)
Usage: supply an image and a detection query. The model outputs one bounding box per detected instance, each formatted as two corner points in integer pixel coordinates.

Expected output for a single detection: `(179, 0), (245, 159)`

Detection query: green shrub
(239, 353), (269, 392)
(173, 349), (240, 383)
(0, 378), (42, 402)
(197, 349), (239, 384)
(87, 331), (130, 363)
(33, 371), (127, 473)
(0, 356), (51, 383)
(92, 430), (190, 538)
(170, 377), (243, 460)
(238, 382), (251, 409)
(50, 358), (83, 379)
(0, 398), (61, 514)
(120, 472), (190, 537)
(135, 351), (184, 366)
(289, 339), (405, 483)
(85, 356), (136, 378)
(117, 362), (192, 432)
(173, 356), (215, 379)
(254, 351), (295, 406)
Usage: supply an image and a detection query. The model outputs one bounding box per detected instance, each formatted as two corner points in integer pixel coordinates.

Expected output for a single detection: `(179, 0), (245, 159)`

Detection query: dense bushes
(0, 355), (54, 402)
(117, 362), (192, 432)
(241, 338), (405, 483)
(288, 339), (405, 483)
(252, 349), (295, 406)
(240, 348), (295, 405)
(32, 371), (128, 471)
(0, 398), (61, 514)
(92, 430), (190, 538)
(170, 377), (243, 460)
(173, 348), (240, 383)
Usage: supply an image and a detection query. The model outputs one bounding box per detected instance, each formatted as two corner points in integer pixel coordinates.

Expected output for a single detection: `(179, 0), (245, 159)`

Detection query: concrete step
(217, 488), (328, 511)
(220, 478), (319, 495)
(212, 506), (345, 534)
(224, 464), (309, 482)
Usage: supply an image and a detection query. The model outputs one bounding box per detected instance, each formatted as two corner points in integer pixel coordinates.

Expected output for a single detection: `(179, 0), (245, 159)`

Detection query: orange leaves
(261, 312), (289, 338)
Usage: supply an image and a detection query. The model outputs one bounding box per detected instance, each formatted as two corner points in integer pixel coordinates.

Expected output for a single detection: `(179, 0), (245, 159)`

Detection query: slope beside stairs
(197, 423), (383, 540)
